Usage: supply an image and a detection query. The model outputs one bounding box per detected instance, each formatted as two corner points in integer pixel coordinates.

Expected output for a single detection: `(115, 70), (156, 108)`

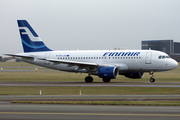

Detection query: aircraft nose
(171, 59), (178, 69)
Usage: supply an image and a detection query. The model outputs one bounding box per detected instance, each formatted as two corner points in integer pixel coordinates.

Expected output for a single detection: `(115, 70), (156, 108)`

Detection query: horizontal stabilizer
(4, 54), (34, 58)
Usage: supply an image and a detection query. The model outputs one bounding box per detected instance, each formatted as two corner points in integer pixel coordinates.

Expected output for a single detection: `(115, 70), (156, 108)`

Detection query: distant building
(141, 40), (180, 61)
(142, 40), (180, 55)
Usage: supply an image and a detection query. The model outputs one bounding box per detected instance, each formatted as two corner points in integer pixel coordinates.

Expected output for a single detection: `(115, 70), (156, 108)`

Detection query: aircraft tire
(150, 78), (155, 83)
(102, 78), (111, 82)
(85, 76), (93, 83)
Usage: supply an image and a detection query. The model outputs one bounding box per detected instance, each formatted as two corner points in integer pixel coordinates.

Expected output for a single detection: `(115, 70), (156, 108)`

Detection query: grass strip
(0, 62), (180, 82)
(1, 86), (180, 95)
(11, 101), (180, 106)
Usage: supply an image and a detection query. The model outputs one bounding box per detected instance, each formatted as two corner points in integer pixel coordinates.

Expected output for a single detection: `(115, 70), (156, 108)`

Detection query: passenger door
(145, 52), (152, 64)
(44, 53), (51, 65)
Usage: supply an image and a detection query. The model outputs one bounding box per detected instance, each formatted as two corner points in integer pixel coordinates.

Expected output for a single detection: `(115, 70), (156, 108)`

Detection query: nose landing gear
(149, 71), (155, 83)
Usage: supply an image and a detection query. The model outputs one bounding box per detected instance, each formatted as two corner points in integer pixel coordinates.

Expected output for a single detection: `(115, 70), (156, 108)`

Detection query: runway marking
(0, 112), (180, 116)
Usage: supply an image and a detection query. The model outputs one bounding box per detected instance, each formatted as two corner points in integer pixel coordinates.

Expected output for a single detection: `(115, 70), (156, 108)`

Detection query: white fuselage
(15, 49), (178, 75)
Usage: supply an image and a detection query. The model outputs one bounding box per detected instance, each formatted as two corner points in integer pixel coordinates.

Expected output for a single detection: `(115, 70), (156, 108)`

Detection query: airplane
(5, 20), (178, 83)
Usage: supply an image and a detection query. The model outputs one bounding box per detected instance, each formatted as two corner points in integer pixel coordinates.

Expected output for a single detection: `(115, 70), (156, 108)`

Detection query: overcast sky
(0, 0), (180, 56)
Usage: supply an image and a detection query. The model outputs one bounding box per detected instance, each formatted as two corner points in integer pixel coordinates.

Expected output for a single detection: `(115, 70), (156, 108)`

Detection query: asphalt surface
(0, 95), (180, 119)
(0, 102), (180, 120)
(0, 82), (180, 120)
(0, 95), (180, 101)
(1, 81), (180, 87)
(1, 67), (180, 119)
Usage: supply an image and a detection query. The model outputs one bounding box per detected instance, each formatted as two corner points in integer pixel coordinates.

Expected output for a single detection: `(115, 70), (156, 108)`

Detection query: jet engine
(98, 67), (119, 79)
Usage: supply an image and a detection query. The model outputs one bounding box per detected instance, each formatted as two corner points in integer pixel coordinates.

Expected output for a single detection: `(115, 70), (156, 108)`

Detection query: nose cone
(171, 59), (178, 69)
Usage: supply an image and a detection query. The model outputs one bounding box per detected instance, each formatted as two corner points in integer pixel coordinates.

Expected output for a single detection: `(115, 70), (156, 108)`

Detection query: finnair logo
(103, 52), (140, 56)
(19, 27), (42, 42)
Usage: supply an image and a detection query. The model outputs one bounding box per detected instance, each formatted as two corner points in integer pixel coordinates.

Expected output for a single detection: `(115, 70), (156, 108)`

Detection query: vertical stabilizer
(17, 20), (52, 52)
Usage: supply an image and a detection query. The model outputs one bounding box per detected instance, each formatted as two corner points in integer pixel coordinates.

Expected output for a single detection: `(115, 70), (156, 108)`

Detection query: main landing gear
(149, 71), (155, 83)
(85, 76), (111, 83)
(102, 78), (111, 82)
(85, 76), (93, 83)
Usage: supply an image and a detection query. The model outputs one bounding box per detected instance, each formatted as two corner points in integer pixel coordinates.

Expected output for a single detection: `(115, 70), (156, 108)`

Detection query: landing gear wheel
(85, 76), (93, 83)
(150, 78), (155, 83)
(102, 78), (111, 83)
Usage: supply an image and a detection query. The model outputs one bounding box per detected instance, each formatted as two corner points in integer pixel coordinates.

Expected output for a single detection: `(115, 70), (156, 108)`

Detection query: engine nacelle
(125, 72), (144, 79)
(98, 67), (119, 79)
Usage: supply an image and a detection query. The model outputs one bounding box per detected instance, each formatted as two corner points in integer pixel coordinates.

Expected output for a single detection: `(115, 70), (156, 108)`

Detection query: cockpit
(158, 55), (171, 59)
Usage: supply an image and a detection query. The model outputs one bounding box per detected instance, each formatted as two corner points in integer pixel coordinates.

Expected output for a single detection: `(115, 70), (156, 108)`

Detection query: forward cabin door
(145, 52), (152, 64)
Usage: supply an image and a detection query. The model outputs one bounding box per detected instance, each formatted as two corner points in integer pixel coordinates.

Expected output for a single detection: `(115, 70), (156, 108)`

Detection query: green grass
(0, 62), (180, 95)
(0, 62), (180, 82)
(11, 101), (180, 106)
(1, 71), (180, 82)
(0, 86), (180, 95)
(1, 62), (180, 105)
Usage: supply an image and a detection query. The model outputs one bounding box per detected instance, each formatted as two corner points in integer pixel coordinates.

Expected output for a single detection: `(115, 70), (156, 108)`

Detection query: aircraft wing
(42, 58), (100, 67)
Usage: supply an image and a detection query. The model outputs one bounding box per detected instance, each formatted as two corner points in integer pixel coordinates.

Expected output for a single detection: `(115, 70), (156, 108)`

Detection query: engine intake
(98, 67), (119, 79)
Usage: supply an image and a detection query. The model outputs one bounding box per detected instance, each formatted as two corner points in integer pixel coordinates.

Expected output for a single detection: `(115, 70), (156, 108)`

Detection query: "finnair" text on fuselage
(103, 52), (140, 57)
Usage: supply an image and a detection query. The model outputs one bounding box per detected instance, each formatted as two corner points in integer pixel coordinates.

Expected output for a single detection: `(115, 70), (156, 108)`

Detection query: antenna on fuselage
(149, 48), (151, 50)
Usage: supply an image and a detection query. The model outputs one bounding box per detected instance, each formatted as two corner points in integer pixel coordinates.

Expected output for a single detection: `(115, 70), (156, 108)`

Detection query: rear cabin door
(145, 52), (152, 64)
(44, 53), (51, 65)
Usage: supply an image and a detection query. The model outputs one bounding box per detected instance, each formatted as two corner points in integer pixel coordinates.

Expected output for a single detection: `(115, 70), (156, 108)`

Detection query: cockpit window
(158, 55), (170, 59)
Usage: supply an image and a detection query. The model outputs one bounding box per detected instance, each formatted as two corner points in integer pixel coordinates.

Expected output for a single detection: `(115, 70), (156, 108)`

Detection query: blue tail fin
(17, 20), (52, 52)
